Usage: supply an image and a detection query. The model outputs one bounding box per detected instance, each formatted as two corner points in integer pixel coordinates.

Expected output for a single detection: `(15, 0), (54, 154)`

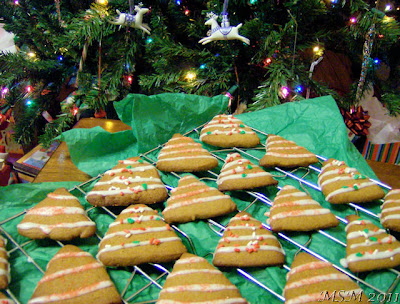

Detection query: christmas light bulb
(27, 52), (36, 58)
(14, 0), (19, 4)
(146, 37), (153, 44)
(281, 86), (289, 98)
(58, 56), (63, 61)
(199, 64), (207, 69)
(26, 86), (33, 93)
(263, 57), (272, 66)
(385, 4), (392, 11)
(383, 16), (394, 23)
(127, 76), (133, 84)
(250, 0), (257, 4)
(184, 9), (190, 15)
(176, 0), (181, 5)
(97, 0), (108, 5)
(1, 88), (9, 95)
(374, 58), (380, 64)
(294, 85), (303, 93)
(350, 17), (357, 24)
(26, 100), (32, 106)
(185, 72), (196, 81)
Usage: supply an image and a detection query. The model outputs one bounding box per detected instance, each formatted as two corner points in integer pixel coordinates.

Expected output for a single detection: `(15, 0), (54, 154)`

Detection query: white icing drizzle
(104, 165), (155, 175)
(216, 245), (284, 254)
(317, 167), (358, 185)
(199, 130), (255, 140)
(158, 148), (208, 157)
(102, 226), (169, 240)
(275, 192), (307, 200)
(325, 182), (377, 202)
(217, 172), (272, 185)
(168, 187), (216, 202)
(349, 236), (395, 249)
(28, 281), (113, 304)
(225, 226), (263, 231)
(167, 137), (194, 143)
(108, 215), (163, 227)
(340, 247), (400, 268)
(284, 273), (351, 293)
(228, 215), (254, 222)
(269, 209), (332, 221)
(170, 182), (205, 193)
(381, 214), (400, 222)
(381, 206), (400, 214)
(163, 195), (232, 212)
(167, 269), (221, 278)
(382, 199), (400, 209)
(220, 159), (250, 171)
(159, 284), (237, 294)
(50, 251), (92, 262)
(94, 177), (159, 187)
(157, 298), (247, 304)
(344, 220), (373, 232)
(85, 184), (166, 197)
(175, 257), (205, 265)
(268, 146), (304, 151)
(47, 193), (79, 200)
(266, 140), (295, 147)
(264, 152), (315, 158)
(120, 159), (149, 165)
(385, 189), (400, 198)
(162, 143), (200, 149)
(201, 124), (243, 132)
(347, 229), (386, 240)
(17, 221), (95, 235)
(38, 262), (102, 284)
(0, 257), (8, 264)
(157, 156), (217, 162)
(319, 175), (360, 188)
(121, 206), (154, 214)
(0, 300), (15, 304)
(218, 234), (275, 243)
(96, 237), (181, 258)
(288, 261), (330, 276)
(27, 207), (85, 217)
(269, 200), (320, 212)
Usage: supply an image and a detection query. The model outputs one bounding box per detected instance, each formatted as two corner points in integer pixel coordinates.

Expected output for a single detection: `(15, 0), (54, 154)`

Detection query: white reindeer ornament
(199, 12), (250, 45)
(110, 4), (151, 35)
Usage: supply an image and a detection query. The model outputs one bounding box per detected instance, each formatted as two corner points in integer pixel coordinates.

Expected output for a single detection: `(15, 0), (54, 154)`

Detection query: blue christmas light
(249, 0), (257, 4)
(26, 100), (32, 106)
(294, 85), (303, 93)
(146, 37), (153, 44)
(199, 64), (207, 69)
(58, 56), (63, 61)
(176, 0), (181, 5)
(374, 58), (380, 64)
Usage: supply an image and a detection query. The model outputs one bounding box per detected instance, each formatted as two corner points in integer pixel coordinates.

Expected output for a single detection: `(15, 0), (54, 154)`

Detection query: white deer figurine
(199, 12), (250, 45)
(110, 5), (151, 35)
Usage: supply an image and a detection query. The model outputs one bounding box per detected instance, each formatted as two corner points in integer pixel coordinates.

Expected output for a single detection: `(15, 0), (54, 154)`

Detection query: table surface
(16, 118), (131, 183)
(16, 118), (400, 189)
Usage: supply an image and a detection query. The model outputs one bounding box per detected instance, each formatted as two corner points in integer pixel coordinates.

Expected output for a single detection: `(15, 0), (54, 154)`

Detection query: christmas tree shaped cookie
(162, 175), (237, 223)
(340, 215), (400, 272)
(259, 134), (318, 168)
(267, 185), (339, 232)
(213, 211), (285, 267)
(156, 253), (247, 304)
(380, 189), (400, 232)
(28, 245), (122, 304)
(217, 153), (278, 191)
(17, 188), (96, 241)
(97, 204), (187, 266)
(200, 114), (260, 148)
(285, 252), (368, 304)
(0, 235), (9, 289)
(156, 133), (218, 172)
(85, 156), (168, 207)
(318, 159), (385, 204)
(0, 293), (14, 304)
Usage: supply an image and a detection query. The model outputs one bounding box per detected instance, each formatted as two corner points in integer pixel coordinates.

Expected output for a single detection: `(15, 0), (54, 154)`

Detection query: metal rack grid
(0, 123), (397, 303)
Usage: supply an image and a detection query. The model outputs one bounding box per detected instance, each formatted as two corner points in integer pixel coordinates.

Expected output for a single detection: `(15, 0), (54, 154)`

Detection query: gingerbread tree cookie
(380, 189), (400, 232)
(200, 114), (260, 148)
(285, 252), (368, 304)
(340, 215), (400, 272)
(85, 157), (168, 207)
(156, 133), (218, 172)
(318, 159), (385, 204)
(162, 175), (237, 223)
(97, 205), (187, 266)
(213, 211), (285, 267)
(267, 185), (339, 231)
(28, 245), (121, 304)
(17, 188), (96, 241)
(217, 153), (278, 191)
(156, 253), (247, 304)
(259, 134), (318, 168)
(0, 235), (9, 289)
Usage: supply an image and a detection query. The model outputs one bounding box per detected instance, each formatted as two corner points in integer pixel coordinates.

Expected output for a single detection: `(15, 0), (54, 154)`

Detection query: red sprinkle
(254, 243), (260, 249)
(120, 192), (124, 196)
(258, 236), (264, 241)
(129, 170), (133, 174)
(166, 224), (171, 230)
(110, 172), (115, 176)
(150, 215), (154, 219)
(154, 239), (161, 245)
(234, 248), (241, 253)
(118, 160), (124, 164)
(217, 244), (225, 249)
(224, 238), (230, 243)
(122, 168), (128, 172)
(149, 238), (154, 245)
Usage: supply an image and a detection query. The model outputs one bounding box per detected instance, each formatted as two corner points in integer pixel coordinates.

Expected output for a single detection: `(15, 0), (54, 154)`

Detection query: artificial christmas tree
(0, 0), (399, 149)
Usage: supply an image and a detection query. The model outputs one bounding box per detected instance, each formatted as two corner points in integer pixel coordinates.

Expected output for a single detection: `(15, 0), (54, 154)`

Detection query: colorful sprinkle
(127, 218), (135, 224)
(234, 248), (241, 253)
(126, 165), (132, 169)
(207, 131), (212, 135)
(370, 237), (378, 242)
(342, 186), (349, 189)
(356, 252), (363, 257)
(240, 130), (245, 134)
(363, 229), (369, 233)
(353, 184), (359, 190)
(242, 173), (247, 178)
(132, 241), (140, 244)
(142, 183), (148, 190)
(239, 124), (245, 128)
(247, 164), (253, 169)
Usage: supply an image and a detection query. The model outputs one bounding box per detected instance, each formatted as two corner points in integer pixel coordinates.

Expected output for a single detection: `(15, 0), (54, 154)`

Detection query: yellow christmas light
(97, 0), (108, 5)
(185, 71), (197, 81)
(313, 45), (324, 57)
(27, 52), (36, 58)
(383, 16), (394, 23)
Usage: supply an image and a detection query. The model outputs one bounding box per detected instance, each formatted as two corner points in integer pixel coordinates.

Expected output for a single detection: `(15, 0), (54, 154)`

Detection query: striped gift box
(362, 139), (400, 164)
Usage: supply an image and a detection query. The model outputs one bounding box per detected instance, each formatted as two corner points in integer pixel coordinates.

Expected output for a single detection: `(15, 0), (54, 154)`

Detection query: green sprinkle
(360, 175), (366, 179)
(138, 159), (143, 163)
(247, 164), (253, 169)
(127, 218), (135, 224)
(356, 252), (363, 257)
(156, 217), (161, 221)
(239, 124), (245, 128)
(363, 228), (369, 233)
(370, 237), (378, 242)
(207, 131), (212, 135)
(127, 165), (132, 169)
(242, 173), (247, 178)
(142, 183), (148, 190)
(132, 241), (140, 244)
(353, 174), (360, 179)
(342, 186), (349, 189)
(240, 130), (245, 134)
(353, 184), (359, 190)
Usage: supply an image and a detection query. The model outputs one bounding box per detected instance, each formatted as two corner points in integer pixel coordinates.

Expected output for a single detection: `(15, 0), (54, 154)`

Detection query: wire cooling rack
(0, 123), (398, 304)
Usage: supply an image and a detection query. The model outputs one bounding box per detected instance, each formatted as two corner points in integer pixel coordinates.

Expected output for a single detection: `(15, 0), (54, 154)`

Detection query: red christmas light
(26, 86), (33, 93)
(71, 105), (79, 116)
(127, 76), (133, 84)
